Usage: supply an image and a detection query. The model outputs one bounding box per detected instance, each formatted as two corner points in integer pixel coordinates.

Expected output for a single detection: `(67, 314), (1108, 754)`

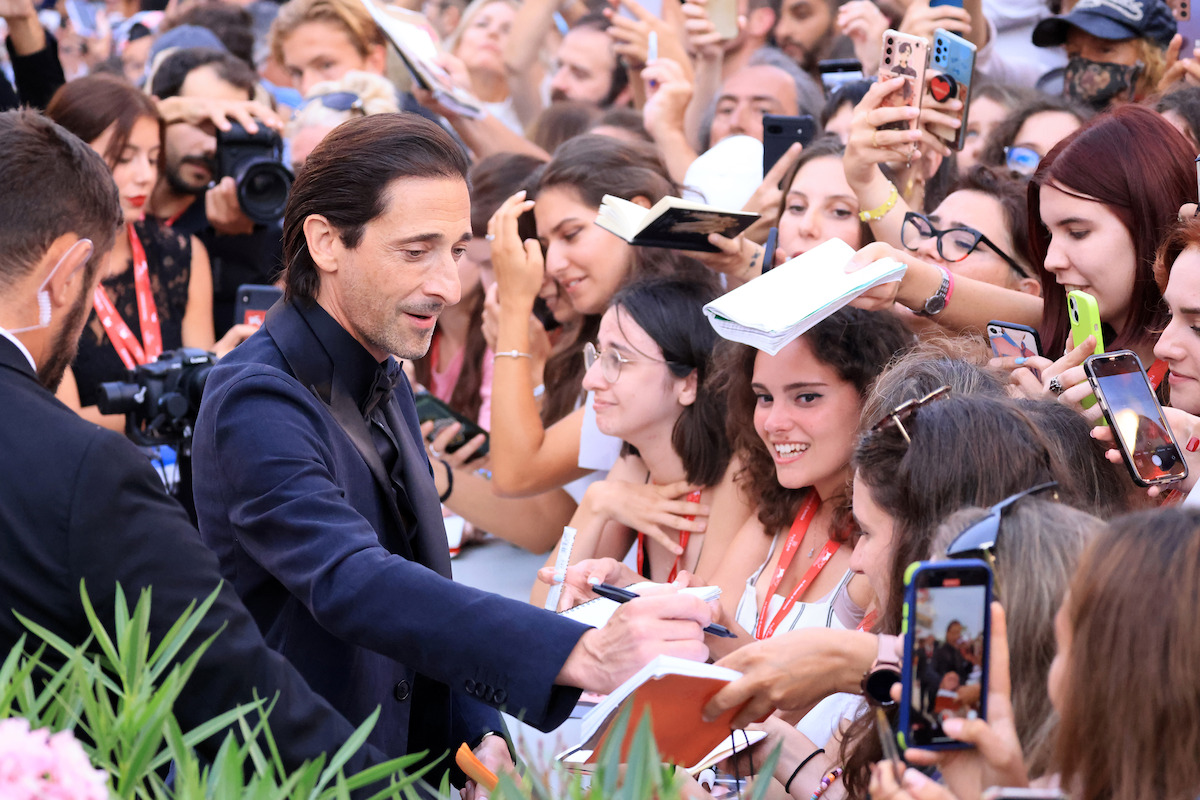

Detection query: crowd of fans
(5, 0), (1200, 795)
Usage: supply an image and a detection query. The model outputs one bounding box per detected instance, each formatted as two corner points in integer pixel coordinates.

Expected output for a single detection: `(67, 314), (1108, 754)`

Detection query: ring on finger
(429, 446), (443, 458)
(1048, 376), (1064, 395)
(872, 130), (879, 148)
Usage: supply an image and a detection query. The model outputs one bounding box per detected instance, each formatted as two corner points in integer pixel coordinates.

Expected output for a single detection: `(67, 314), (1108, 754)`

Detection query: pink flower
(0, 718), (110, 800)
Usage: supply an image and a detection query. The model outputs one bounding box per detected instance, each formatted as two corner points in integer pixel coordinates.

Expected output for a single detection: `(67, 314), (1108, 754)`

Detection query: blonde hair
(286, 70), (399, 139)
(441, 0), (517, 56)
(1135, 37), (1167, 100)
(269, 0), (384, 67)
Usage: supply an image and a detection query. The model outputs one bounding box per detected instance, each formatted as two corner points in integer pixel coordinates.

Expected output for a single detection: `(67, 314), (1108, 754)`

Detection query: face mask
(7, 238), (94, 334)
(1062, 56), (1142, 111)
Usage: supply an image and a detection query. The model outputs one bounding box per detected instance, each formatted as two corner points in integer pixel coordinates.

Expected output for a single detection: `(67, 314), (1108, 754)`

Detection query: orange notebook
(557, 656), (768, 773)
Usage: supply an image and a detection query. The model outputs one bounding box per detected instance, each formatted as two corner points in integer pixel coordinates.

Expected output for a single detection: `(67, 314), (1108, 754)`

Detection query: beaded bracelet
(858, 184), (899, 222)
(809, 766), (843, 800)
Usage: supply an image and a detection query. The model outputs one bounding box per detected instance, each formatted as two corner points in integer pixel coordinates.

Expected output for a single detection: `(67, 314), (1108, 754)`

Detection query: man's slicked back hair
(282, 113), (469, 302)
(0, 110), (121, 290)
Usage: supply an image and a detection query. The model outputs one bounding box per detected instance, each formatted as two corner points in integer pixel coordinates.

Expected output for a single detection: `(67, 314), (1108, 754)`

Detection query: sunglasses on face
(900, 212), (1030, 279)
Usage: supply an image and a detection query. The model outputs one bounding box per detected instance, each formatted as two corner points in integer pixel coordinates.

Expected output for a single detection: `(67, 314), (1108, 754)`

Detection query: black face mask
(1062, 55), (1143, 110)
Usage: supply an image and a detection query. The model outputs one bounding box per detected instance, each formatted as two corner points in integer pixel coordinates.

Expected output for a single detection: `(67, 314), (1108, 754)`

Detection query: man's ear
(304, 214), (341, 275)
(46, 236), (96, 310)
(630, 195), (654, 210)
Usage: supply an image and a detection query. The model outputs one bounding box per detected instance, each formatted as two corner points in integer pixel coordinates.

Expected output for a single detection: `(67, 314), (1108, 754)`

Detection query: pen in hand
(590, 582), (737, 638)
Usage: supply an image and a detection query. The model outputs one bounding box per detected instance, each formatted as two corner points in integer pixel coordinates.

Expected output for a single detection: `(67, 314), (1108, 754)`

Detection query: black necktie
(364, 359), (404, 476)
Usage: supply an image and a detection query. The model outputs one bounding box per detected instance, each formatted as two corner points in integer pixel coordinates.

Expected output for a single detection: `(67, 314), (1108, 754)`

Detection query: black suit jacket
(191, 300), (587, 774)
(0, 335), (386, 774)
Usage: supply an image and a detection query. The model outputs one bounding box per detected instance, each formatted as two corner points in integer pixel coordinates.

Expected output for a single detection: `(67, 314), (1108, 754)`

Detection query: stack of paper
(557, 655), (767, 774)
(359, 0), (485, 119)
(560, 582), (721, 629)
(703, 238), (907, 354)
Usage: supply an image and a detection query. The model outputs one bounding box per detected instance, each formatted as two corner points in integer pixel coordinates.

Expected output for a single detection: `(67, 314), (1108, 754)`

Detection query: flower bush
(0, 717), (110, 800)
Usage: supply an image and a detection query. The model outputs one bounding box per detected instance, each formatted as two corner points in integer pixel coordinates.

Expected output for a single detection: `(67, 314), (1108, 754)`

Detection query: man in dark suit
(191, 114), (714, 795)
(0, 108), (389, 780)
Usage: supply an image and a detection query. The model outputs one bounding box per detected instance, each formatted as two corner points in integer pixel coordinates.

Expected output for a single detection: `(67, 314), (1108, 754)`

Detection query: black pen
(762, 226), (778, 273)
(591, 582), (736, 638)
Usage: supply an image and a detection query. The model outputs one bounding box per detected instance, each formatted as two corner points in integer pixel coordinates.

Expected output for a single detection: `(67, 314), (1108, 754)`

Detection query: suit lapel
(0, 336), (38, 381)
(264, 303), (416, 559)
(386, 376), (451, 578)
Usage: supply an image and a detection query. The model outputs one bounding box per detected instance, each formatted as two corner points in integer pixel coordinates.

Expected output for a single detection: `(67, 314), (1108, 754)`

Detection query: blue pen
(591, 582), (737, 638)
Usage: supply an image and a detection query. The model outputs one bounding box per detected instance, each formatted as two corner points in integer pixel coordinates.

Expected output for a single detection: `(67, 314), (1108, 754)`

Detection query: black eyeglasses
(900, 212), (1030, 279)
(869, 385), (951, 445)
(946, 481), (1060, 567)
(298, 91), (366, 115)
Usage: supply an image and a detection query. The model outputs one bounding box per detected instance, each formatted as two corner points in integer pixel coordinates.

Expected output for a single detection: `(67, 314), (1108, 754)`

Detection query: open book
(557, 655), (767, 774)
(703, 238), (907, 354)
(358, 0), (484, 119)
(595, 195), (759, 252)
(559, 582), (721, 628)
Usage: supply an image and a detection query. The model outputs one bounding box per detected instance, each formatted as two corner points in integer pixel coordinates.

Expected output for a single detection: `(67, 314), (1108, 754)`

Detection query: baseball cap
(1032, 0), (1177, 49)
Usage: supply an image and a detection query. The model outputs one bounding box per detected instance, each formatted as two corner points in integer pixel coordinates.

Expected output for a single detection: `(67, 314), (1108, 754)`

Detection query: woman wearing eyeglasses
(900, 166), (1040, 296)
(529, 276), (751, 608)
(975, 94), (1090, 180)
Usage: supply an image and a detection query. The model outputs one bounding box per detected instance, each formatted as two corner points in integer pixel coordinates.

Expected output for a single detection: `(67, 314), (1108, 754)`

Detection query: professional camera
(96, 348), (216, 448)
(215, 122), (293, 225)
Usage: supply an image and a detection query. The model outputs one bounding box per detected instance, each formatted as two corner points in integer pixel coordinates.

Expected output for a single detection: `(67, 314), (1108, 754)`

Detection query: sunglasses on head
(869, 385), (951, 445)
(946, 481), (1060, 567)
(298, 91), (366, 115)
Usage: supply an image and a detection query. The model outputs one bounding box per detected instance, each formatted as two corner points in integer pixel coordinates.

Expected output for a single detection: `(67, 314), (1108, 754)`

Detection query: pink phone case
(877, 30), (928, 147)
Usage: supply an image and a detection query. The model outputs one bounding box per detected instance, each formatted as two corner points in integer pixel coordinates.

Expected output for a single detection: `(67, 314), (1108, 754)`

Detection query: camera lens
(236, 159), (293, 225)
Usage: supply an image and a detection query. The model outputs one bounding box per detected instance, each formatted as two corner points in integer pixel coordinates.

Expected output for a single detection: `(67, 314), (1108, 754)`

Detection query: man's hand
(556, 592), (712, 692)
(642, 58), (694, 141)
(460, 734), (513, 800)
(0, 0), (35, 20)
(899, 0), (971, 42)
(155, 96), (284, 134)
(205, 177), (256, 236)
(1, 0), (44, 57)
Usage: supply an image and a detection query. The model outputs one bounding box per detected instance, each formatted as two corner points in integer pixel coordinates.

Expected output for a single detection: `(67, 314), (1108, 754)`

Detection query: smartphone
(762, 114), (818, 174)
(930, 0), (964, 7)
(929, 29), (976, 151)
(818, 58), (865, 93)
(64, 0), (99, 37)
(1167, 0), (1200, 51)
(414, 391), (490, 462)
(981, 790), (1068, 800)
(1067, 289), (1104, 410)
(233, 283), (283, 327)
(708, 0), (739, 40)
(877, 30), (928, 144)
(987, 321), (1041, 360)
(1084, 351), (1189, 487)
(762, 226), (778, 273)
(899, 559), (991, 750)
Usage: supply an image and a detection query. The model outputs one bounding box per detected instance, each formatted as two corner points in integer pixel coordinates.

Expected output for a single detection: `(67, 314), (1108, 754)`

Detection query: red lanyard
(755, 491), (840, 640)
(637, 489), (703, 583)
(857, 609), (878, 632)
(92, 224), (163, 371)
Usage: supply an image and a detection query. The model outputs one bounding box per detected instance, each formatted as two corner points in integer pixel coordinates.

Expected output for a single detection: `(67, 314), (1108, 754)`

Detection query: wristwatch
(915, 265), (952, 317)
(861, 634), (902, 706)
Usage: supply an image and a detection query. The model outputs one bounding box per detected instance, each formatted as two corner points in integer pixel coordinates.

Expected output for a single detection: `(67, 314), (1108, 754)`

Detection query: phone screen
(1088, 355), (1187, 484)
(987, 325), (1039, 359)
(904, 563), (989, 748)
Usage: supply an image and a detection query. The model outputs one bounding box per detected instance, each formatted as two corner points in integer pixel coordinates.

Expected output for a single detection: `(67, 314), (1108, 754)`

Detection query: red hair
(1026, 105), (1196, 355)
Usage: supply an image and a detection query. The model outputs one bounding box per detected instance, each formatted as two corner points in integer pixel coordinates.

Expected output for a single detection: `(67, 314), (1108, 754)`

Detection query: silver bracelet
(493, 350), (533, 362)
